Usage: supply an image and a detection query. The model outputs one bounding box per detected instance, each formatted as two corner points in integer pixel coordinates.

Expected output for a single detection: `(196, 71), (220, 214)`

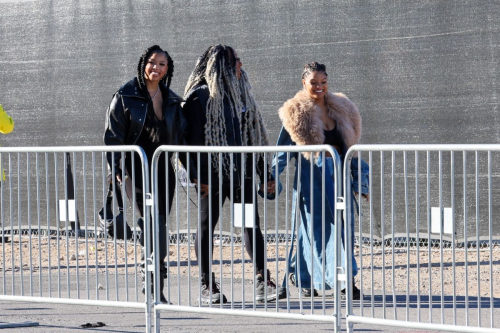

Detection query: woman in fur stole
(267, 62), (369, 299)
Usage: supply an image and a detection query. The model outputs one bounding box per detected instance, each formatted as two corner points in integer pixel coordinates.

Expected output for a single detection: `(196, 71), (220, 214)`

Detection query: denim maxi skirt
(288, 155), (358, 290)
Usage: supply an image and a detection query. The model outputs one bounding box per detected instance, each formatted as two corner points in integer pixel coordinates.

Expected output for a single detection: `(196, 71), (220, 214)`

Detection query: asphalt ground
(1, 272), (498, 332)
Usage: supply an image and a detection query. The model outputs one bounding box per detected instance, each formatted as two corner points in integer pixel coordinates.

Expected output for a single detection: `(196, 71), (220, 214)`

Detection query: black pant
(195, 181), (266, 276)
(126, 154), (176, 263)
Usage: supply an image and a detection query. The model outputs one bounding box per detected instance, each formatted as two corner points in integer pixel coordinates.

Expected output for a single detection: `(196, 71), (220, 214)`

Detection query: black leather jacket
(103, 78), (186, 171)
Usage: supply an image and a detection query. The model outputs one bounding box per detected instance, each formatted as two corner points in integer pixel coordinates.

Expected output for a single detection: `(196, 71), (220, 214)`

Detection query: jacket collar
(119, 78), (183, 106)
(278, 89), (362, 160)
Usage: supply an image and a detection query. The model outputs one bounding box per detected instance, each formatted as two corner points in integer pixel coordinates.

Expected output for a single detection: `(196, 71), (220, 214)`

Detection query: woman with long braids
(104, 45), (186, 304)
(267, 62), (369, 300)
(183, 44), (286, 304)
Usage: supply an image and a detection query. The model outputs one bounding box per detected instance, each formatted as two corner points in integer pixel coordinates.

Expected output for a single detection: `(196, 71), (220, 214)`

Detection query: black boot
(340, 278), (361, 301)
(158, 264), (169, 304)
(141, 263), (169, 304)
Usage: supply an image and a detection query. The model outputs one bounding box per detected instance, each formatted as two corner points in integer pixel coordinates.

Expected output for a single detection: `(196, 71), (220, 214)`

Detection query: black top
(323, 126), (343, 147)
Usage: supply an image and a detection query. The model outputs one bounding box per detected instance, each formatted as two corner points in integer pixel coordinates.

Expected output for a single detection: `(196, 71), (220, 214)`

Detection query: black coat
(183, 83), (266, 187)
(104, 78), (186, 172)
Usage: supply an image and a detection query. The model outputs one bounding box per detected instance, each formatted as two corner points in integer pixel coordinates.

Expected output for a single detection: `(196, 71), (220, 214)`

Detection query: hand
(354, 192), (370, 201)
(193, 179), (209, 199)
(115, 173), (128, 185)
(265, 180), (276, 194)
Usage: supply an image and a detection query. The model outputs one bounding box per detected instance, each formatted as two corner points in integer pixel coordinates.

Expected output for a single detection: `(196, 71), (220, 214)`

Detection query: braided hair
(137, 45), (174, 92)
(302, 61), (328, 80)
(136, 45), (174, 143)
(184, 44), (270, 176)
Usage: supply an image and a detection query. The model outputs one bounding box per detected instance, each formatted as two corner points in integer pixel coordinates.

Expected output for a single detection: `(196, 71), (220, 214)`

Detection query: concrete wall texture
(1, 0), (500, 238)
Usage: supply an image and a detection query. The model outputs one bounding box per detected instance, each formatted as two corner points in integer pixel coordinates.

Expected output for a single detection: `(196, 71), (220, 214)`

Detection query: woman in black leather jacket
(103, 45), (186, 303)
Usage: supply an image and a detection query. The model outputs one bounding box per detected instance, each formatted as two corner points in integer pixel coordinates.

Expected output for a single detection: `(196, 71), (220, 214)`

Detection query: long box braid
(184, 44), (270, 178)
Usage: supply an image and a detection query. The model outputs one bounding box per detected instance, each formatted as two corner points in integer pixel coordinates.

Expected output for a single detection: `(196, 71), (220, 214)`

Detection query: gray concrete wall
(1, 0), (500, 239)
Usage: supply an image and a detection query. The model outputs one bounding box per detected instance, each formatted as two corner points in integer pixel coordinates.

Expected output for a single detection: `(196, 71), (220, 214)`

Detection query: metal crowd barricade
(0, 146), (154, 332)
(150, 145), (345, 333)
(344, 144), (500, 333)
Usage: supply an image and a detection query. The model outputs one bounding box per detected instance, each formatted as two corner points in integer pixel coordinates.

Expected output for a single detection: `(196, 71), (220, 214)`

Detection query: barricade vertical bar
(92, 152), (98, 301)
(391, 151), (396, 320)
(122, 152), (128, 303)
(240, 152), (245, 307)
(285, 152), (291, 313)
(100, 153), (107, 301)
(53, 153), (61, 298)
(175, 152), (182, 305)
(475, 151), (481, 327)
(36, 153), (42, 297)
(346, 150), (353, 333)
(370, 151), (375, 317)
(463, 151), (469, 326)
(321, 151), (326, 315)
(208, 151), (213, 306)
(487, 151), (493, 328)
(309, 150), (314, 313)
(139, 148), (152, 333)
(268, 152), (279, 311)
(380, 152), (386, 319)
(17, 153), (24, 296)
(259, 152), (265, 307)
(263, 152), (269, 309)
(403, 151), (409, 320)
(74, 152), (80, 299)
(107, 154), (113, 301)
(115, 153), (124, 301)
(439, 151), (444, 323)
(230, 152), (234, 308)
(152, 150), (161, 331)
(83, 153), (90, 300)
(357, 151), (363, 314)
(45, 153), (51, 298)
(175, 152), (182, 304)
(218, 152), (224, 309)
(196, 152), (201, 307)
(186, 153), (192, 307)
(131, 153), (138, 302)
(9, 153), (14, 295)
(415, 151), (421, 322)
(63, 153), (70, 298)
(451, 151), (456, 324)
(426, 151), (432, 322)
(334, 148), (341, 333)
(296, 153), (303, 312)
(0, 153), (4, 295)
(27, 153), (33, 296)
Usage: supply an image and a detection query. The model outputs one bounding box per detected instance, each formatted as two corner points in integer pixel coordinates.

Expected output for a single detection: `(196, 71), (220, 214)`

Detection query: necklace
(150, 86), (160, 100)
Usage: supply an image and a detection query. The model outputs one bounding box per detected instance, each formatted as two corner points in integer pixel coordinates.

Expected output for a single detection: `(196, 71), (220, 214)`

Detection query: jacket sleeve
(0, 105), (14, 134)
(103, 93), (127, 174)
(261, 126), (296, 198)
(271, 126), (296, 181)
(351, 157), (369, 194)
(182, 94), (209, 184)
(172, 101), (189, 174)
